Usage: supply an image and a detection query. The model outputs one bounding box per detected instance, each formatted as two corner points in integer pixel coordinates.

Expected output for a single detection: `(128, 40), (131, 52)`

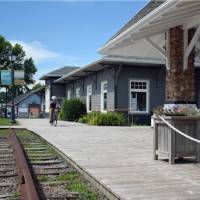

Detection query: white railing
(159, 116), (200, 144)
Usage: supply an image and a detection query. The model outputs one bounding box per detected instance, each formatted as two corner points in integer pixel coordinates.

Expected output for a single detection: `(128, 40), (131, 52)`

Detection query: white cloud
(10, 40), (61, 64)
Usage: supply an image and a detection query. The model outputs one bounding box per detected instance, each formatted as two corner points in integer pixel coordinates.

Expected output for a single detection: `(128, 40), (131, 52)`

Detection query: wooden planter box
(153, 116), (200, 164)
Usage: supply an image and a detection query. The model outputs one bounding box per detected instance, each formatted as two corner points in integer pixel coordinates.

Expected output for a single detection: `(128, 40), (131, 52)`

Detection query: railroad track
(0, 134), (19, 199)
(0, 128), (106, 200)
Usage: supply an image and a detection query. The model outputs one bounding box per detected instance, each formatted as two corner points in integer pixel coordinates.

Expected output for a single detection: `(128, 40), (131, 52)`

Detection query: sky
(0, 1), (148, 81)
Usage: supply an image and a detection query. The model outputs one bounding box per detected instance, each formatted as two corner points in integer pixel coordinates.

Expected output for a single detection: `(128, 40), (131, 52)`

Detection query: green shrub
(79, 112), (126, 126)
(59, 99), (86, 121)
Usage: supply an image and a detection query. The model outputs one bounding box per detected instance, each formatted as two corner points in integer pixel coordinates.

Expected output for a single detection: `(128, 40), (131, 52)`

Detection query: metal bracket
(114, 65), (122, 87)
(101, 64), (115, 80)
(90, 73), (97, 89)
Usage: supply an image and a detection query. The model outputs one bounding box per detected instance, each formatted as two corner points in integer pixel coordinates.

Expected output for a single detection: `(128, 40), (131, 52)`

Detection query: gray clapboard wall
(116, 65), (165, 124)
(46, 78), (66, 99)
(65, 68), (115, 111)
(63, 65), (200, 124)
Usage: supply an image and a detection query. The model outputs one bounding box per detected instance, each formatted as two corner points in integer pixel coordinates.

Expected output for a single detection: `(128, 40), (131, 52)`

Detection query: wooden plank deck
(19, 119), (200, 200)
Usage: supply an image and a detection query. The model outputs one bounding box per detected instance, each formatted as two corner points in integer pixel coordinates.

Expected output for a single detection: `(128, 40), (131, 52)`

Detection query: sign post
(0, 69), (24, 123)
(1, 70), (12, 86)
(14, 70), (25, 86)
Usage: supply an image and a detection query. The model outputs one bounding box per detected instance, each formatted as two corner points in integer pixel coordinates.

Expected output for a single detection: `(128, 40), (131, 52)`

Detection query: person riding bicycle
(49, 96), (60, 124)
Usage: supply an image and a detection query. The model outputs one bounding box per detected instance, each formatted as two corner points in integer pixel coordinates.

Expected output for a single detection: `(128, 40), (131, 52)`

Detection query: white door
(45, 85), (50, 113)
(101, 81), (108, 113)
(86, 85), (92, 113)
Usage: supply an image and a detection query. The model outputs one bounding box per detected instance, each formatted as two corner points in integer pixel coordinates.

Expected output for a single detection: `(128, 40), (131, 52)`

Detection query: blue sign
(1, 70), (12, 85)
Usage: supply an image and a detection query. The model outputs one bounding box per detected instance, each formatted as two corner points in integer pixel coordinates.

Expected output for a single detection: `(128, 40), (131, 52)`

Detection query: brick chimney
(165, 26), (196, 104)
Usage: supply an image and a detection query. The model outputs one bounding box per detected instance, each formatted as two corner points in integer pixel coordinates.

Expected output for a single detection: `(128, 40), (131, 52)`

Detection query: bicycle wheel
(50, 111), (55, 126)
(52, 112), (57, 127)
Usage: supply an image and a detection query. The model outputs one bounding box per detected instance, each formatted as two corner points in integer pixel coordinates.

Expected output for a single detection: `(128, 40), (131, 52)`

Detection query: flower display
(153, 105), (200, 116)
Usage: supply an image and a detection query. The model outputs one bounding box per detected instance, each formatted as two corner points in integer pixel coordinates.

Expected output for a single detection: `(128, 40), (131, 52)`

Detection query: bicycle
(50, 109), (57, 127)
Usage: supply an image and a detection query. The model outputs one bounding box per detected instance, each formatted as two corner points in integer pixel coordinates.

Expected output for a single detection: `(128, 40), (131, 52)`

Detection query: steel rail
(9, 128), (40, 200)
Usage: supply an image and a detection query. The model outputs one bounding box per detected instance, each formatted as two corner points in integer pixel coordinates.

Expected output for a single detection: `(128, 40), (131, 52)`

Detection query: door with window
(101, 81), (108, 113)
(129, 80), (149, 114)
(86, 85), (92, 113)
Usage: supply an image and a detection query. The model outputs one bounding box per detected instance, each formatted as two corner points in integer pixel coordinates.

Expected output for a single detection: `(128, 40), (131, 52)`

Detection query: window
(129, 80), (149, 114)
(67, 90), (72, 100)
(87, 85), (92, 112)
(76, 88), (80, 98)
(101, 81), (108, 112)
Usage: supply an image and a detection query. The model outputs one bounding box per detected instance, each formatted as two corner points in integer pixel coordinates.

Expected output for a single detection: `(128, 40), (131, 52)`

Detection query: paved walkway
(19, 119), (200, 200)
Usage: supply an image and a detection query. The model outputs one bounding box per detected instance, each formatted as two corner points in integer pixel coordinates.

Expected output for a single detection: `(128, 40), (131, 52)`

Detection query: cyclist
(49, 96), (60, 126)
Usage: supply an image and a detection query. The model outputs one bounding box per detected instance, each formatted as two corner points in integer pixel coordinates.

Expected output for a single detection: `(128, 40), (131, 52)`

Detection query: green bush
(59, 99), (86, 121)
(79, 112), (126, 126)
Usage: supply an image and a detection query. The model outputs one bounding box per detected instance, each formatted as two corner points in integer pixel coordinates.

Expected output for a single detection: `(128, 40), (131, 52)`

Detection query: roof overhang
(99, 0), (200, 55)
(40, 74), (61, 80)
(54, 56), (165, 83)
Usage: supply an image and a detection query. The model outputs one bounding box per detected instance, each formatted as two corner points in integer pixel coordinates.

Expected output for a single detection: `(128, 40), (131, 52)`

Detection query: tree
(24, 58), (37, 84)
(0, 35), (37, 97)
(32, 82), (44, 91)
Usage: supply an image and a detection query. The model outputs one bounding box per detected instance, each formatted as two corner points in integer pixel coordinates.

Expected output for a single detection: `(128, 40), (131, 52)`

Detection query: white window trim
(67, 90), (72, 100)
(101, 81), (108, 113)
(76, 87), (81, 98)
(86, 85), (92, 113)
(129, 79), (150, 114)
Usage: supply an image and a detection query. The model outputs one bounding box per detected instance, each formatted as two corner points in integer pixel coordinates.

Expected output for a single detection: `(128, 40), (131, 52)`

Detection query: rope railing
(159, 116), (200, 144)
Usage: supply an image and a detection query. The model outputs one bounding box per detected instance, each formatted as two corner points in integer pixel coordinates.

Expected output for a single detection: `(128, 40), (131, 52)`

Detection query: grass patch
(57, 172), (100, 200)
(9, 191), (20, 200)
(0, 129), (11, 136)
(0, 118), (18, 126)
(69, 182), (99, 200)
(57, 172), (79, 182)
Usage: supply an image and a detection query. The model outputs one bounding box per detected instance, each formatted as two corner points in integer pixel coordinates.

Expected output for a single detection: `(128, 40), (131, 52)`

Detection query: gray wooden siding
(116, 65), (165, 124)
(59, 66), (200, 124)
(117, 65), (165, 112)
(46, 78), (66, 99)
(65, 68), (115, 112)
(51, 83), (66, 98)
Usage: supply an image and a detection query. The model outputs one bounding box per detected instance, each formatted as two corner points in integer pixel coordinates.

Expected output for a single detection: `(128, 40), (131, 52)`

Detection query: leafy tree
(32, 82), (44, 91)
(0, 35), (37, 97)
(24, 58), (37, 84)
(0, 91), (6, 104)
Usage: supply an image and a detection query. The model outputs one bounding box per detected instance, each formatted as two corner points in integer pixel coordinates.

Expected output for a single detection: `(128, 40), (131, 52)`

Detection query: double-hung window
(129, 80), (149, 114)
(86, 85), (92, 113)
(101, 81), (108, 113)
(76, 88), (80, 98)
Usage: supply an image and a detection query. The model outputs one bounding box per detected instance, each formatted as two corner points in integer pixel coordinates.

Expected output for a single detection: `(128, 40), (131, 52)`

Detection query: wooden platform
(19, 119), (200, 200)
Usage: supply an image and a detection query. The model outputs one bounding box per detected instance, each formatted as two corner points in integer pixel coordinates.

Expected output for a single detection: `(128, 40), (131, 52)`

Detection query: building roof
(8, 86), (44, 106)
(55, 54), (200, 83)
(100, 1), (200, 55)
(40, 66), (80, 80)
(104, 0), (165, 45)
(55, 56), (165, 83)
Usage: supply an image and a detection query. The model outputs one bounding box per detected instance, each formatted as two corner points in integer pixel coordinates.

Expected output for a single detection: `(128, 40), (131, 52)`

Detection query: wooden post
(153, 120), (158, 160)
(168, 120), (175, 164)
(196, 119), (200, 163)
